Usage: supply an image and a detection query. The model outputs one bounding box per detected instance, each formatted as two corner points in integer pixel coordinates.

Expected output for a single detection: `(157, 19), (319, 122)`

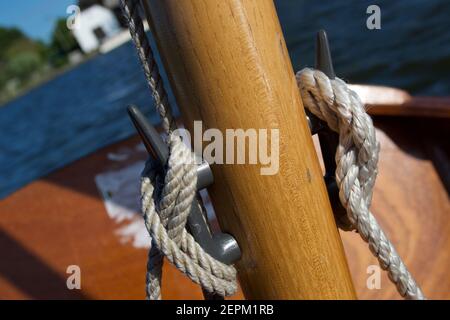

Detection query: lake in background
(1, 0), (450, 198)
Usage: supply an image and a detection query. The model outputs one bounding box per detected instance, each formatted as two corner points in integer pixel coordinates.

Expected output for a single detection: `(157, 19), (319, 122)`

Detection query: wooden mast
(142, 0), (356, 299)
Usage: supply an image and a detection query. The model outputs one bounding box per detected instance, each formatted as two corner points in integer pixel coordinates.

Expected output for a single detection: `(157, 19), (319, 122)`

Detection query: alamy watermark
(366, 264), (381, 290)
(66, 265), (81, 290)
(66, 5), (81, 30)
(175, 121), (280, 176)
(366, 5), (381, 30)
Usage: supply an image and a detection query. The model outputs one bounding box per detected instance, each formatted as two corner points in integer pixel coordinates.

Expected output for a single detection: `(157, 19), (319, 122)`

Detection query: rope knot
(296, 68), (424, 300)
(141, 132), (237, 300)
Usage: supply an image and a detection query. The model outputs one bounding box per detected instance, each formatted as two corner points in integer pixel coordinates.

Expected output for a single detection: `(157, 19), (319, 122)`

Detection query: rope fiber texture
(121, 0), (424, 301)
(296, 68), (425, 300)
(141, 135), (237, 300)
(120, 0), (175, 135)
(120, 0), (237, 300)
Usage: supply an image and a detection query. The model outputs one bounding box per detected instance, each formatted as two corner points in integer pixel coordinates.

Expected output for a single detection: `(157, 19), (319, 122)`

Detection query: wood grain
(0, 117), (448, 299)
(0, 136), (243, 300)
(350, 84), (450, 118)
(340, 118), (450, 299)
(0, 0), (448, 300)
(143, 0), (355, 299)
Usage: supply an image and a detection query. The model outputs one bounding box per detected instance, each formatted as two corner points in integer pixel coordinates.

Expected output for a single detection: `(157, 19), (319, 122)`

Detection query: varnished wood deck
(0, 117), (448, 299)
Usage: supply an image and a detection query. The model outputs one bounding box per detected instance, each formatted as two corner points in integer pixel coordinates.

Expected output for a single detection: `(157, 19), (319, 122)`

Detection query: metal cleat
(127, 105), (242, 264)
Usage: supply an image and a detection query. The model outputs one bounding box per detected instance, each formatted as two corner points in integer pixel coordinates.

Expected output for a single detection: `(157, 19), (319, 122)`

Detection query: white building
(72, 5), (121, 53)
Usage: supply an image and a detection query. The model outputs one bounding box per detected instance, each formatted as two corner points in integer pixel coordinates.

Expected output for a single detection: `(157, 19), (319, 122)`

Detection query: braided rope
(141, 134), (237, 300)
(120, 0), (237, 300)
(296, 68), (425, 300)
(120, 0), (175, 134)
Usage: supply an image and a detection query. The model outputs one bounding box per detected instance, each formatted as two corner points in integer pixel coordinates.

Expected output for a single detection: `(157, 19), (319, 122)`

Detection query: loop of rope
(296, 68), (425, 300)
(120, 0), (237, 300)
(141, 134), (237, 300)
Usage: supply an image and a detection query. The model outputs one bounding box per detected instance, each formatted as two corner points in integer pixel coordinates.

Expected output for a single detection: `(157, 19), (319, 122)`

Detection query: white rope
(141, 133), (237, 300)
(120, 0), (237, 300)
(296, 68), (425, 300)
(120, 0), (175, 135)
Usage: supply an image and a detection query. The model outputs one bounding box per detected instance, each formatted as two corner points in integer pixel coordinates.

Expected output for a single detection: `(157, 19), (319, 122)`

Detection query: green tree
(0, 18), (83, 104)
(0, 27), (46, 89)
(0, 27), (25, 59)
(0, 27), (50, 103)
(48, 18), (79, 67)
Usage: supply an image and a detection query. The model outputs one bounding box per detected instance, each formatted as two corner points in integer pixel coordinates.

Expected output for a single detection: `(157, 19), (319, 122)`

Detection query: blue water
(277, 0), (450, 94)
(1, 0), (450, 198)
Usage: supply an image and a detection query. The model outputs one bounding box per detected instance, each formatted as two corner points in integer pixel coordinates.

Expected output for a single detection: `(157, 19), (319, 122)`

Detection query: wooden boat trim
(350, 84), (450, 118)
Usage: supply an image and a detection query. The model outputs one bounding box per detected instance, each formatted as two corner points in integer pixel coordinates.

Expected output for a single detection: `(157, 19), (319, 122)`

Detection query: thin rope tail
(120, 0), (175, 134)
(296, 68), (425, 300)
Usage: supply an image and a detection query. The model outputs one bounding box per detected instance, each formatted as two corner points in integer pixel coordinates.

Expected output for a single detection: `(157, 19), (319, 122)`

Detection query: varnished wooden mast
(142, 0), (356, 299)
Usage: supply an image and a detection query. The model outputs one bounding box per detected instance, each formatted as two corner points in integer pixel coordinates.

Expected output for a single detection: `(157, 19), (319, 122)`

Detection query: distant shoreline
(0, 52), (98, 108)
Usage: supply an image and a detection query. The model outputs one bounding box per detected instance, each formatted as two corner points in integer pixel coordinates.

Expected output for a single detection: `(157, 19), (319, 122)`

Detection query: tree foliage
(48, 18), (79, 67)
(0, 20), (80, 104)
